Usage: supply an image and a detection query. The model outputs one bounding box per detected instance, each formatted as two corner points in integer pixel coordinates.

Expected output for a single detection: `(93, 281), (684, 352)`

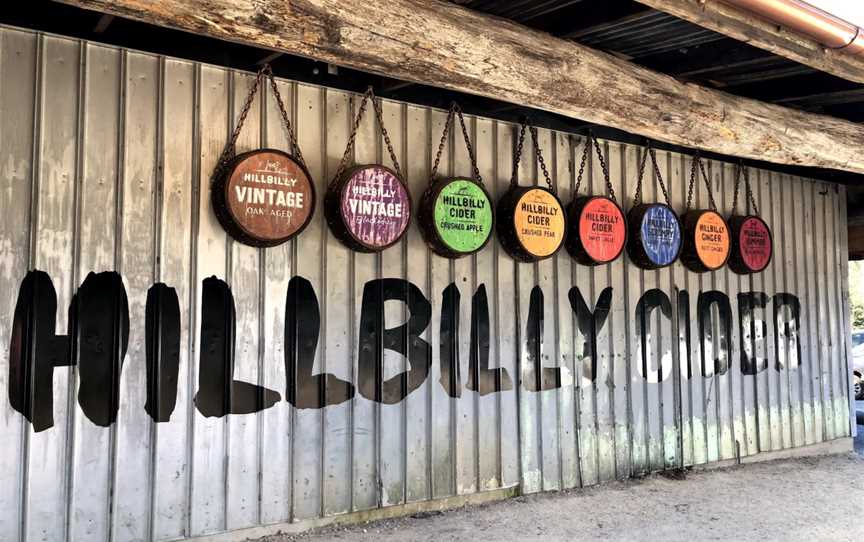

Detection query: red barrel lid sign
(729, 215), (772, 274)
(567, 196), (626, 265)
(212, 149), (315, 247)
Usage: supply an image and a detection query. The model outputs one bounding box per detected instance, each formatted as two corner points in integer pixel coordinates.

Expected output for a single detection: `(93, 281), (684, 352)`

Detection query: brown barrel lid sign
(728, 215), (772, 274)
(213, 149), (315, 247)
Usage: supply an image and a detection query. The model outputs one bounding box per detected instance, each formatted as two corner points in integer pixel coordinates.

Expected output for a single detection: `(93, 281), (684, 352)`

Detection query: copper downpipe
(722, 0), (864, 55)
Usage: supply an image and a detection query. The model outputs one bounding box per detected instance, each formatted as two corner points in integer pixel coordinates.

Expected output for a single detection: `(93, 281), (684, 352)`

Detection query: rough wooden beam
(53, 0), (864, 174)
(633, 0), (864, 84)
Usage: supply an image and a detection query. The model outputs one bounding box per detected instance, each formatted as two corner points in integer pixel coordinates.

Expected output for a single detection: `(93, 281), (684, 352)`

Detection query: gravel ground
(259, 450), (864, 542)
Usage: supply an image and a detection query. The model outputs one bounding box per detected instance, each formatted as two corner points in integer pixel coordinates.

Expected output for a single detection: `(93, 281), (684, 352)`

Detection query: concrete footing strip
(189, 437), (853, 542)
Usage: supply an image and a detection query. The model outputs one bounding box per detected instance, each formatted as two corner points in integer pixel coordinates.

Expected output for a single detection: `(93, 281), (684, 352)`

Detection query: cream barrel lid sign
(213, 149), (315, 247)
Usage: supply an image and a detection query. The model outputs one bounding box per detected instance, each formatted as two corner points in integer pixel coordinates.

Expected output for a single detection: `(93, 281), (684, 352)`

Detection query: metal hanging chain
(634, 140), (672, 207)
(331, 86), (403, 183)
(743, 165), (759, 216)
(263, 65), (306, 168)
(510, 120), (528, 187)
(731, 161), (743, 215)
(510, 117), (555, 192)
(331, 87), (373, 184)
(529, 124), (555, 192)
(454, 104), (483, 184)
(428, 103), (482, 185)
(574, 132), (616, 203)
(686, 152), (719, 212)
(214, 64), (306, 180)
(430, 104), (456, 183)
(731, 161), (760, 216)
(369, 90), (404, 179)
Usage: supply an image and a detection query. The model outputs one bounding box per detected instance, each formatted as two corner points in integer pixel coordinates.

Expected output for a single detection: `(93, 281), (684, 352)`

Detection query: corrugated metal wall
(0, 25), (854, 542)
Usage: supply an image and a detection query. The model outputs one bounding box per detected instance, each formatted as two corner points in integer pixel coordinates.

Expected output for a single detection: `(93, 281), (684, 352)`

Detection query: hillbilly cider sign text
(9, 268), (802, 432)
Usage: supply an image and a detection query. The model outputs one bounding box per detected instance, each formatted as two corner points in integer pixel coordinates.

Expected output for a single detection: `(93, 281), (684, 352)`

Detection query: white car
(852, 330), (864, 400)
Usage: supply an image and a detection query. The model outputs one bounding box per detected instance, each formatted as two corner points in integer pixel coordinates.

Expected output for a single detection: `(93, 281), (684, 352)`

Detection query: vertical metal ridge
(605, 139), (617, 478)
(146, 51), (165, 542)
(346, 89), (357, 514)
(63, 37), (86, 542)
(622, 144), (634, 478)
(254, 69), (266, 529)
(20, 30), (45, 542)
(490, 120), (503, 489)
(287, 79), (299, 523)
(184, 61), (202, 539)
(255, 72), (268, 527)
(221, 68), (234, 534)
(317, 85), (328, 518)
(551, 131), (564, 490)
(401, 101), (410, 505)
(423, 107), (432, 502)
(571, 136), (583, 486)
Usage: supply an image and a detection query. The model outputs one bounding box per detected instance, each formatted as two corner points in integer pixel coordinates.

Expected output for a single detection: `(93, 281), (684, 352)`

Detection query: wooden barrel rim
(681, 208), (731, 272)
(566, 194), (627, 265)
(728, 213), (773, 274)
(418, 176), (495, 258)
(497, 184), (566, 262)
(626, 202), (682, 269)
(329, 164), (412, 252)
(212, 148), (316, 248)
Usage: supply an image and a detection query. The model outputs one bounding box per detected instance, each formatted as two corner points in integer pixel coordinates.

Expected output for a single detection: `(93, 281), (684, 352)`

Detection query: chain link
(370, 91), (403, 179)
(686, 153), (719, 212)
(633, 141), (649, 206)
(429, 104), (455, 183)
(634, 141), (672, 207)
(332, 88), (373, 184)
(731, 161), (743, 215)
(530, 126), (555, 192)
(454, 104), (483, 184)
(574, 133), (615, 201)
(263, 65), (306, 169)
(510, 121), (527, 187)
(744, 166), (759, 216)
(214, 65), (306, 181)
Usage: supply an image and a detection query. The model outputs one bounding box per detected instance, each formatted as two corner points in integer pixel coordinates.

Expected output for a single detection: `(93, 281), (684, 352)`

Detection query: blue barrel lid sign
(627, 203), (682, 269)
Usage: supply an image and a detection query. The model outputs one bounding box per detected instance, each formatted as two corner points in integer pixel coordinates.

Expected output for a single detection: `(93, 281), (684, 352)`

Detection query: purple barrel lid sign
(339, 165), (411, 250)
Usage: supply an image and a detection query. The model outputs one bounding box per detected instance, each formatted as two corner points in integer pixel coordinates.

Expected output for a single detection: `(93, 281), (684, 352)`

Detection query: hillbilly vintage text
(10, 269), (801, 432)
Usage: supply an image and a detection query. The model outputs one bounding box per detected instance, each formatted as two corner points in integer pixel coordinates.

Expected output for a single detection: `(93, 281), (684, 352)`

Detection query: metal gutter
(723, 0), (864, 54)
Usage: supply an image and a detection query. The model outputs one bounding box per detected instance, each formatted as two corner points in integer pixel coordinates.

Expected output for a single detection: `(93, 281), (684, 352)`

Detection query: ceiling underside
(453, 0), (864, 122)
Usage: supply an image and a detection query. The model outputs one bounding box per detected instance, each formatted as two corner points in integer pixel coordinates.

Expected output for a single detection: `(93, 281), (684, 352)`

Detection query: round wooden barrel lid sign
(497, 186), (566, 262)
(419, 178), (493, 258)
(682, 210), (730, 272)
(326, 165), (411, 252)
(566, 196), (626, 265)
(627, 203), (682, 269)
(729, 215), (772, 274)
(212, 149), (315, 247)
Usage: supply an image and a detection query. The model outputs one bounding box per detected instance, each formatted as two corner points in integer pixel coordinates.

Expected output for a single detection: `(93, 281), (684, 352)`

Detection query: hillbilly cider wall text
(10, 269), (801, 432)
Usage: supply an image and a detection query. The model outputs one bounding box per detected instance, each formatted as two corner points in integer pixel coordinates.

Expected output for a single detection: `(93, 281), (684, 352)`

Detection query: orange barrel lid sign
(497, 186), (566, 262)
(728, 215), (772, 274)
(419, 177), (494, 258)
(212, 149), (315, 247)
(566, 196), (626, 265)
(681, 210), (731, 272)
(325, 164), (412, 253)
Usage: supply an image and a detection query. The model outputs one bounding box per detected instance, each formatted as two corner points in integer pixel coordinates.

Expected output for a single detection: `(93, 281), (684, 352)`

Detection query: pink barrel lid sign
(339, 165), (411, 249)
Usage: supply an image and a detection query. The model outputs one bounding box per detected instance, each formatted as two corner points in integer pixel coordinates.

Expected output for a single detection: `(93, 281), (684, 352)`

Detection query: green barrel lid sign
(420, 177), (493, 257)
